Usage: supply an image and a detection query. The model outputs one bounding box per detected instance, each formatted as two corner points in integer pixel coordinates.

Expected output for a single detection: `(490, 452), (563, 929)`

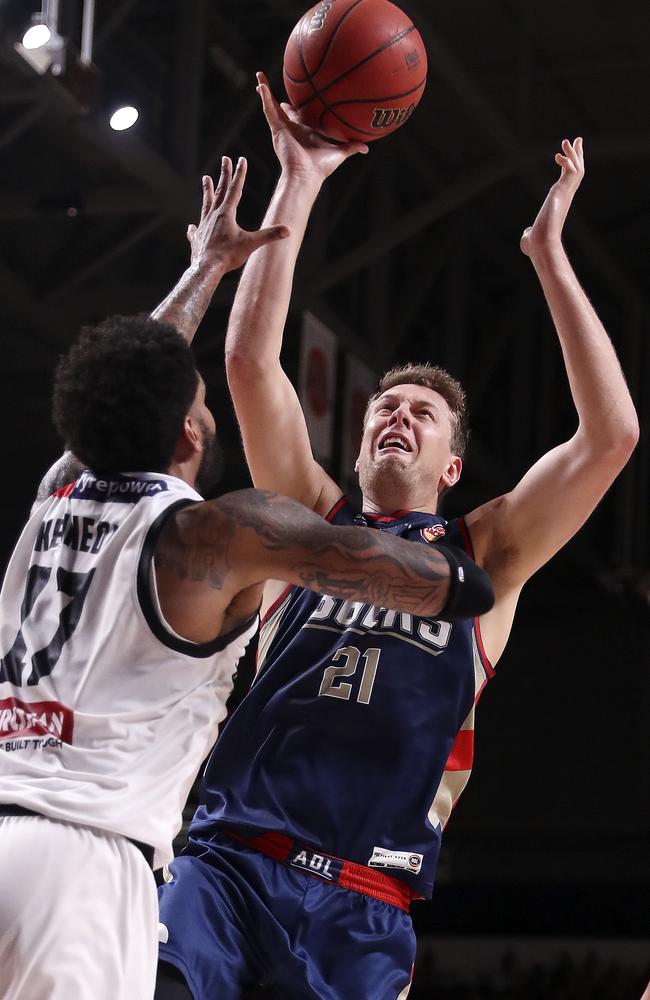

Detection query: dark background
(0, 0), (648, 962)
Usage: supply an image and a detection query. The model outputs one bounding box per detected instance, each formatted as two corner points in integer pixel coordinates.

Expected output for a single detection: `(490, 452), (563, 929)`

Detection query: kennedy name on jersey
(34, 514), (119, 555)
(307, 595), (452, 654)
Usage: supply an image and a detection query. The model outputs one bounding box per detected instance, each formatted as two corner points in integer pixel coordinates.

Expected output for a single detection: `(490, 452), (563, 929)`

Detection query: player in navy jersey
(0, 156), (493, 1000)
(155, 77), (639, 1000)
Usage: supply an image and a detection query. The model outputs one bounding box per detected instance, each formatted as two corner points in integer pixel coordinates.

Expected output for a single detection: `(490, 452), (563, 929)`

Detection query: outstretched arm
(36, 159), (289, 503)
(225, 73), (368, 515)
(155, 489), (494, 643)
(467, 138), (639, 601)
(152, 155), (289, 343)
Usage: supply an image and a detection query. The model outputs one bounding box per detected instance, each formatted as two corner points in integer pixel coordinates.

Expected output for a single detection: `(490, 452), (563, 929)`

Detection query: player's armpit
(466, 428), (637, 596)
(161, 489), (494, 623)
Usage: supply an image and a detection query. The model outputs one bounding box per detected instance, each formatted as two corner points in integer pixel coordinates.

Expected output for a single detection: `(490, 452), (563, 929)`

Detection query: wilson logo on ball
(371, 103), (416, 130)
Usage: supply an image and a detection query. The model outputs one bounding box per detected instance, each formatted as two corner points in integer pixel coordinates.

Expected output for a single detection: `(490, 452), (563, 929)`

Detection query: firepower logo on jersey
(69, 472), (169, 504)
(0, 696), (73, 748)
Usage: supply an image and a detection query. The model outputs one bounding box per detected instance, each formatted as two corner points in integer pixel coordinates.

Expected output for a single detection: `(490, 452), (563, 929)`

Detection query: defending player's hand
(256, 70), (368, 183)
(186, 156), (290, 273)
(520, 137), (585, 258)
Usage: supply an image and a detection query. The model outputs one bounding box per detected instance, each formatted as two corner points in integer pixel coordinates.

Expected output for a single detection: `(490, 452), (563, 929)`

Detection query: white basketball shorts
(0, 814), (158, 1000)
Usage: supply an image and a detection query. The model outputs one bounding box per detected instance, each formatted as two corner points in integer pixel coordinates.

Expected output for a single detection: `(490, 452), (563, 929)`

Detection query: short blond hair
(365, 362), (469, 458)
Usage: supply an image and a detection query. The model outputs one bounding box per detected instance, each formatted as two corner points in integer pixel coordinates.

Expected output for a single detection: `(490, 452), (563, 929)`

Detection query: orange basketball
(283, 0), (427, 143)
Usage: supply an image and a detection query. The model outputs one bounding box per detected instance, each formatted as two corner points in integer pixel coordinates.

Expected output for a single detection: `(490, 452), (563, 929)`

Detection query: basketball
(283, 0), (427, 143)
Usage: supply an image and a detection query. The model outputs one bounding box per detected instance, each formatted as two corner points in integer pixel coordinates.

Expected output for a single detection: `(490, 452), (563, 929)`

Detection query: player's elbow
(603, 413), (640, 468)
(581, 411), (639, 472)
(225, 344), (265, 383)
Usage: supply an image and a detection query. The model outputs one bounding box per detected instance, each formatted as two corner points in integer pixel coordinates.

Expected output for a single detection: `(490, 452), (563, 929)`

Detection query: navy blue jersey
(189, 499), (493, 897)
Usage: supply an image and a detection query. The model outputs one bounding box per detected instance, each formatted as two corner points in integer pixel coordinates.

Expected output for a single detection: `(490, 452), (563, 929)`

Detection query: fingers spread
(559, 137), (584, 175)
(199, 174), (215, 223)
(344, 141), (369, 157)
(256, 71), (285, 129)
(246, 224), (291, 254)
(222, 156), (248, 211)
(213, 157), (233, 209)
(263, 224), (290, 242)
(279, 101), (300, 125)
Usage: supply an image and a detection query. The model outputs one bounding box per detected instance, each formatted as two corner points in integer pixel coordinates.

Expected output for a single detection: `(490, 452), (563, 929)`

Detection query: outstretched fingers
(221, 156), (248, 212)
(555, 137), (585, 182)
(212, 156), (233, 210)
(245, 223), (291, 254)
(256, 71), (289, 132)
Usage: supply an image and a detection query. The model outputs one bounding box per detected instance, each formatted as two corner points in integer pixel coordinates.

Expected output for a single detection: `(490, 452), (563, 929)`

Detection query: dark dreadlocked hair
(52, 314), (200, 473)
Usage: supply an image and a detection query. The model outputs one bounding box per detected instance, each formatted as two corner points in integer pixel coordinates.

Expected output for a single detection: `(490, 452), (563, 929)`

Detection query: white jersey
(0, 470), (257, 868)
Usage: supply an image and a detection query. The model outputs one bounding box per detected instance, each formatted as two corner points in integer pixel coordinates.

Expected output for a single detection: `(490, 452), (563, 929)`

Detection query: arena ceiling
(0, 0), (648, 598)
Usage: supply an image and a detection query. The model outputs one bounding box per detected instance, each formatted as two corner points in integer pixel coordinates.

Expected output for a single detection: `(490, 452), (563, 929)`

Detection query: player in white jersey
(0, 158), (493, 1000)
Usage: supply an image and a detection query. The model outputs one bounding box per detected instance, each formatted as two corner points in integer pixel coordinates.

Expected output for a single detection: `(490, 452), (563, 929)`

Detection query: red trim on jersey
(325, 496), (347, 523)
(226, 830), (418, 912)
(457, 516), (495, 678)
(325, 496), (412, 525)
(473, 615), (494, 678)
(260, 585), (293, 628)
(53, 481), (75, 498)
(362, 509), (410, 523)
(474, 676), (488, 706)
(444, 728), (474, 772)
(457, 515), (475, 558)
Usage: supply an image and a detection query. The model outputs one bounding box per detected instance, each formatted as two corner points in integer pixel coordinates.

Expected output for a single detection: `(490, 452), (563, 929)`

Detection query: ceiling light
(22, 22), (52, 49)
(109, 106), (139, 131)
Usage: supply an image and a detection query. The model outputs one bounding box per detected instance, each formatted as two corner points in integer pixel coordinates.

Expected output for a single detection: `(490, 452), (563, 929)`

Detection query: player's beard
(195, 418), (224, 497)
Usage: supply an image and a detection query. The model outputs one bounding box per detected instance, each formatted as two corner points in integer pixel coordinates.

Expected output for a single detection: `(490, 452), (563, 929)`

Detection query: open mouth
(378, 436), (411, 453)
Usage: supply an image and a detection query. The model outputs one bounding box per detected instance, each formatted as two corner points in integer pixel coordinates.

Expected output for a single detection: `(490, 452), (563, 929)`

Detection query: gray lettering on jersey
(334, 601), (364, 628)
(311, 595), (337, 621)
(381, 610), (413, 634)
(417, 619), (452, 648)
(306, 596), (453, 654)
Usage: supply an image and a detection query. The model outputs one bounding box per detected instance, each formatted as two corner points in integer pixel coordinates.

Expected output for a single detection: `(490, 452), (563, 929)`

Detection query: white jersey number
(318, 646), (381, 705)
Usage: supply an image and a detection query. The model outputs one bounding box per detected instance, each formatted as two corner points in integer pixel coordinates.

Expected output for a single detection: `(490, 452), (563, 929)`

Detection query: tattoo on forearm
(151, 267), (221, 343)
(216, 490), (451, 614)
(157, 490), (451, 615)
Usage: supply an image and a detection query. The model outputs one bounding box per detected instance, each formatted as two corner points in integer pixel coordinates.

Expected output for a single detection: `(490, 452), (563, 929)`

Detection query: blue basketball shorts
(157, 832), (416, 1000)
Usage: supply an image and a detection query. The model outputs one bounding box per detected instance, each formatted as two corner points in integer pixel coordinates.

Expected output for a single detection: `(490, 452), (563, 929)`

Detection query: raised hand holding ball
(283, 0), (428, 143)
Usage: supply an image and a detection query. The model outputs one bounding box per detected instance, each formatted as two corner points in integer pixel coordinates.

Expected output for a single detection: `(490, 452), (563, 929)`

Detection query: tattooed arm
(154, 489), (494, 643)
(33, 161), (289, 510)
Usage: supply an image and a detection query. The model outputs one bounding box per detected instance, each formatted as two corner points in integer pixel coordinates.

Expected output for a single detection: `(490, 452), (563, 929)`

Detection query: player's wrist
(187, 257), (227, 284)
(277, 165), (324, 196)
(525, 236), (565, 261)
(437, 545), (495, 620)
